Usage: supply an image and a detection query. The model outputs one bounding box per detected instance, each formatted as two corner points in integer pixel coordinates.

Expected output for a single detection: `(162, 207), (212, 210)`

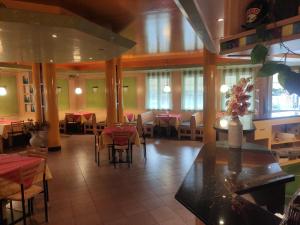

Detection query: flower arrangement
(24, 121), (49, 133)
(225, 78), (254, 117)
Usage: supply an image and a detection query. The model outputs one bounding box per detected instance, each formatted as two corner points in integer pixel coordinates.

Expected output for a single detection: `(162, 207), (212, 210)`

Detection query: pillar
(116, 58), (124, 123)
(203, 49), (217, 144)
(105, 59), (117, 126)
(43, 63), (61, 151)
(32, 63), (43, 123)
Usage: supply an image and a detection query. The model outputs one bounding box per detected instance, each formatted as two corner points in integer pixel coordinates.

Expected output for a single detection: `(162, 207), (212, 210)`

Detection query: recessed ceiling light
(50, 59), (53, 63)
(89, 57), (93, 60)
(218, 18), (224, 22)
(52, 34), (58, 38)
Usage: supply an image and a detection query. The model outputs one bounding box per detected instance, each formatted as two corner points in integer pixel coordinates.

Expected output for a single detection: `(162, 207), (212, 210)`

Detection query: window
(221, 67), (255, 111)
(181, 69), (203, 110)
(272, 73), (300, 111)
(146, 71), (172, 110)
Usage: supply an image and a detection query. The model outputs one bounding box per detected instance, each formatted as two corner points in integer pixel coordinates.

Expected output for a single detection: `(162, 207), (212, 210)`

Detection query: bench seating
(137, 111), (156, 138)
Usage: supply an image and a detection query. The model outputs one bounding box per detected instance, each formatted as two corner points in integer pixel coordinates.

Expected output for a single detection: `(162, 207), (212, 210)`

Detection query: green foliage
(257, 62), (291, 77)
(251, 44), (268, 64)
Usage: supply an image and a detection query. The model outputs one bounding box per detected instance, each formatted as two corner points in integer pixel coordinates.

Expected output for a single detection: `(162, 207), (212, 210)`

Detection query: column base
(48, 146), (61, 152)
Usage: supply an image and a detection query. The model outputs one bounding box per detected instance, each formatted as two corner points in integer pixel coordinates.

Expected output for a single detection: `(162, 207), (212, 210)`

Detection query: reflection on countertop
(175, 142), (295, 225)
(253, 111), (300, 121)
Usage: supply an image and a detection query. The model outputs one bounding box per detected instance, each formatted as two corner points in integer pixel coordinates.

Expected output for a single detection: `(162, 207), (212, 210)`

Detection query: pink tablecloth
(0, 154), (44, 198)
(156, 114), (181, 128)
(100, 126), (140, 148)
(0, 120), (18, 139)
(66, 112), (95, 123)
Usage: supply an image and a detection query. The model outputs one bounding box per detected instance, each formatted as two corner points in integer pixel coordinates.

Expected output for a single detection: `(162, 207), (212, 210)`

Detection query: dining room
(1, 0), (300, 225)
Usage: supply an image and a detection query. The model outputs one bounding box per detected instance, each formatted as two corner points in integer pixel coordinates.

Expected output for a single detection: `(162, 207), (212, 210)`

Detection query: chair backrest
(20, 159), (45, 188)
(112, 131), (133, 146)
(65, 113), (74, 122)
(191, 112), (202, 128)
(140, 111), (155, 124)
(11, 121), (24, 133)
(26, 147), (48, 159)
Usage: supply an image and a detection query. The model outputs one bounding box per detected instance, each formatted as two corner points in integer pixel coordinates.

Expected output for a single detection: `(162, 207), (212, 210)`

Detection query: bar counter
(175, 142), (295, 225)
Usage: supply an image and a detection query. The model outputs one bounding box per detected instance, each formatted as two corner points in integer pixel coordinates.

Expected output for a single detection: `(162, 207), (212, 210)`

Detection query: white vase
(228, 116), (243, 148)
(30, 131), (48, 147)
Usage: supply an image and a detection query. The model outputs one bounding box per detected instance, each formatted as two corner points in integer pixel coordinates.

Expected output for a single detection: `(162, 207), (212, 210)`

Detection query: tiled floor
(16, 135), (203, 225)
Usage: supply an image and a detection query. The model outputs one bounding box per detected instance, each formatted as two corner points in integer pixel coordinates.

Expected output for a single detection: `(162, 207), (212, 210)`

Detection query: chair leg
(143, 143), (147, 160)
(126, 149), (130, 168)
(0, 199), (4, 225)
(27, 200), (31, 216)
(10, 200), (14, 224)
(45, 181), (49, 202)
(112, 148), (116, 168)
(108, 146), (111, 161)
(30, 198), (34, 215)
(97, 151), (100, 167)
(94, 135), (97, 163)
(43, 181), (48, 222)
(21, 185), (27, 225)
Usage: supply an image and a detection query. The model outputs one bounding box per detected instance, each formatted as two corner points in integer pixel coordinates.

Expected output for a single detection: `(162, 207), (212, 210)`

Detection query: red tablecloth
(66, 112), (94, 123)
(156, 113), (181, 122)
(100, 126), (140, 147)
(0, 154), (44, 198)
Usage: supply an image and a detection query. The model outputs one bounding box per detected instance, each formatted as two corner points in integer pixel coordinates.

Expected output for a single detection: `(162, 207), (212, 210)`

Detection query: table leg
(0, 200), (7, 225)
(0, 137), (3, 154)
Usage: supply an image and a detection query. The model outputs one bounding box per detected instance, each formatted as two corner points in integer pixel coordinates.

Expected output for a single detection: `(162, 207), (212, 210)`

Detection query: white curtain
(181, 69), (203, 110)
(146, 71), (172, 110)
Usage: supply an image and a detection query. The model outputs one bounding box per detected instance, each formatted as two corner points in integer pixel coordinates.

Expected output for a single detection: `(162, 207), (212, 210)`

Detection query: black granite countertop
(175, 142), (295, 225)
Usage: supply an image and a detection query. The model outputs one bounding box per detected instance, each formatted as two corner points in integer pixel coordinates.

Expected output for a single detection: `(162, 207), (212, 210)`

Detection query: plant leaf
(251, 44), (268, 64)
(257, 62), (291, 77)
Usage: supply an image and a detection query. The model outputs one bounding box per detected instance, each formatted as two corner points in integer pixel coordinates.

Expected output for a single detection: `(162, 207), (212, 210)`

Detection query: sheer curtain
(146, 71), (172, 110)
(221, 67), (255, 111)
(181, 69), (203, 110)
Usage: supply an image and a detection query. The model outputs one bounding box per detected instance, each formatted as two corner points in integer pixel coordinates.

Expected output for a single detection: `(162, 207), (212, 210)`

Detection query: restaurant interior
(0, 0), (300, 225)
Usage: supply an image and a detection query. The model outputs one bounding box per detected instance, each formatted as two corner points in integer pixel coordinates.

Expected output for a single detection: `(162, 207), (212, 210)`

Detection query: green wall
(0, 76), (18, 115)
(86, 79), (106, 108)
(57, 79), (69, 110)
(123, 77), (137, 109)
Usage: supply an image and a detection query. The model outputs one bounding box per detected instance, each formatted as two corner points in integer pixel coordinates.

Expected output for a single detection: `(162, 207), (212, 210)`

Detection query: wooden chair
(65, 113), (81, 134)
(8, 121), (25, 147)
(137, 111), (155, 138)
(6, 159), (48, 225)
(111, 131), (133, 168)
(84, 114), (96, 134)
(59, 120), (66, 133)
(137, 123), (147, 160)
(178, 118), (193, 140)
(191, 112), (204, 141)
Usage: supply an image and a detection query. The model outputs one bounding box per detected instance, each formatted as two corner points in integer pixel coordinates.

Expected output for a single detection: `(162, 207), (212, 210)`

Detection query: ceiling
(1, 0), (205, 63)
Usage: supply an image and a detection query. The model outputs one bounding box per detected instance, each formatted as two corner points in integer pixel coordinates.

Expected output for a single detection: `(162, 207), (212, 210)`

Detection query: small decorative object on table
(25, 121), (49, 147)
(225, 77), (254, 148)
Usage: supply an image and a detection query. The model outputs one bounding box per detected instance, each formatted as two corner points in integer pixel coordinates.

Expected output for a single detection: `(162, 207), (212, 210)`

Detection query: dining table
(0, 153), (52, 224)
(99, 125), (140, 149)
(66, 112), (95, 123)
(155, 113), (181, 136)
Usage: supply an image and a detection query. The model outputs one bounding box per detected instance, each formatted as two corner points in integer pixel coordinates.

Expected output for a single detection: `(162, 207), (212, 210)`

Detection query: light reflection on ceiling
(144, 11), (203, 54)
(145, 12), (171, 54)
(182, 17), (203, 51)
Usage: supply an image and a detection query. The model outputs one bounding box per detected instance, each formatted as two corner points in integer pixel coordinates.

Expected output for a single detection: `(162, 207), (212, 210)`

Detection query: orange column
(43, 63), (61, 151)
(105, 59), (117, 126)
(116, 57), (124, 123)
(203, 48), (217, 144)
(32, 63), (43, 123)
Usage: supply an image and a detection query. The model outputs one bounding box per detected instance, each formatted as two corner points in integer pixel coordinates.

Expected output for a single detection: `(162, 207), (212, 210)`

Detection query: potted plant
(225, 78), (254, 148)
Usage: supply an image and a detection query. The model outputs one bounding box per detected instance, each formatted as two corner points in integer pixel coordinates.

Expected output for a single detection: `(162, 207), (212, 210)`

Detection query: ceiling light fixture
(75, 87), (82, 95)
(218, 18), (224, 22)
(52, 34), (58, 38)
(89, 57), (93, 60)
(0, 86), (7, 96)
(50, 59), (53, 63)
